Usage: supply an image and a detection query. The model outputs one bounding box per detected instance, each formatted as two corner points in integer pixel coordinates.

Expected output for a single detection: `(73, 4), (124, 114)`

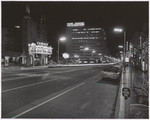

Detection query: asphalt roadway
(2, 65), (120, 118)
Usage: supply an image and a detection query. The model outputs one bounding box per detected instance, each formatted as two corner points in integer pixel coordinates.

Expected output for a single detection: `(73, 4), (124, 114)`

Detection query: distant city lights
(84, 47), (89, 51)
(118, 45), (123, 48)
(62, 53), (69, 59)
(74, 55), (79, 58)
(92, 50), (96, 53)
(15, 26), (20, 29)
(114, 28), (123, 32)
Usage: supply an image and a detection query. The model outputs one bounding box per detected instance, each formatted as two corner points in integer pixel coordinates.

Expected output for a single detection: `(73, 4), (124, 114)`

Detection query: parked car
(101, 67), (121, 80)
(90, 61), (94, 64)
(111, 66), (122, 72)
(83, 61), (88, 64)
(78, 60), (83, 64)
(48, 62), (57, 68)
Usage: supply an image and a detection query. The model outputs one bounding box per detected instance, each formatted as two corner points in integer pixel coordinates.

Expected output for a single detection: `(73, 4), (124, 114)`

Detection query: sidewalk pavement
(115, 66), (148, 118)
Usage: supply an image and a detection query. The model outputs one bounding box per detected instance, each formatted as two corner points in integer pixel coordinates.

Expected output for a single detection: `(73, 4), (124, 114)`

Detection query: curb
(114, 71), (126, 118)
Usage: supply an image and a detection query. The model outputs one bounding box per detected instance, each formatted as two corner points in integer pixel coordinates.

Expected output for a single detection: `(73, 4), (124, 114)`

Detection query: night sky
(2, 1), (148, 57)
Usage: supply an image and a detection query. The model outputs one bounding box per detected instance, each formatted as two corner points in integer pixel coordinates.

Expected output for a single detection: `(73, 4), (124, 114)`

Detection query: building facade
(21, 5), (52, 66)
(2, 25), (22, 67)
(66, 22), (107, 63)
(2, 5), (53, 67)
(130, 30), (148, 72)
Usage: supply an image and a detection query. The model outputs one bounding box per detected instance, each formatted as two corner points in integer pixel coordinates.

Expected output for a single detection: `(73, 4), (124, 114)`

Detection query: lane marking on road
(2, 74), (18, 77)
(2, 78), (58, 93)
(81, 102), (91, 109)
(2, 74), (43, 82)
(70, 74), (78, 77)
(12, 82), (85, 118)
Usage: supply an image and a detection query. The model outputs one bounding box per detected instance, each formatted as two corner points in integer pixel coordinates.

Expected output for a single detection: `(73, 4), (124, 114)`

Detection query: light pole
(58, 37), (66, 64)
(83, 47), (89, 61)
(92, 50), (96, 55)
(114, 28), (126, 72)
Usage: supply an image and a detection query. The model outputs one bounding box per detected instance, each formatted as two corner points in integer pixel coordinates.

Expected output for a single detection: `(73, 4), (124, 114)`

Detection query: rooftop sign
(67, 22), (85, 27)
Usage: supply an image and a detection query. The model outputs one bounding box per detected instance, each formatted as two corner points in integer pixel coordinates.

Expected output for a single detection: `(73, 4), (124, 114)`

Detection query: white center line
(2, 78), (58, 93)
(12, 82), (85, 118)
(81, 102), (91, 109)
(2, 74), (49, 82)
(2, 76), (37, 82)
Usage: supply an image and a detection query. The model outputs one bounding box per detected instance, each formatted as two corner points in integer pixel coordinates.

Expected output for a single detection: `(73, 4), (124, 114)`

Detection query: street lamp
(84, 47), (89, 51)
(118, 45), (123, 49)
(92, 50), (96, 54)
(58, 37), (66, 64)
(114, 27), (126, 72)
(83, 47), (89, 61)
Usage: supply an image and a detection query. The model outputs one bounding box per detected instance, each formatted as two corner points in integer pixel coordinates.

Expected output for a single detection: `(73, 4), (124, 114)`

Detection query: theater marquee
(28, 42), (53, 55)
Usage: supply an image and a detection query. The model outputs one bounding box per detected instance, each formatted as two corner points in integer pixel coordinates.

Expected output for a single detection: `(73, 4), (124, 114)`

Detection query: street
(2, 65), (120, 118)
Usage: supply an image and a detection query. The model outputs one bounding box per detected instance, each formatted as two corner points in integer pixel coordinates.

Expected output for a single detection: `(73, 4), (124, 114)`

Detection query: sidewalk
(115, 66), (149, 118)
(126, 67), (148, 118)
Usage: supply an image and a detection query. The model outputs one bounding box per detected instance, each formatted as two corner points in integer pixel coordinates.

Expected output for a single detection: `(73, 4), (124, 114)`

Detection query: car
(111, 66), (122, 72)
(48, 62), (58, 68)
(90, 61), (94, 64)
(101, 67), (121, 80)
(78, 60), (83, 64)
(84, 61), (88, 64)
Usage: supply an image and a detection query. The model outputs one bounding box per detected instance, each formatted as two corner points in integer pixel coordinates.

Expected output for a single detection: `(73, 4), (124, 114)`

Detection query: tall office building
(66, 22), (107, 63)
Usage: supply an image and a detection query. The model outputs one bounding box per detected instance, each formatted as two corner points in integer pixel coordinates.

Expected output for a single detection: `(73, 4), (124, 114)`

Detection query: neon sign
(67, 22), (85, 27)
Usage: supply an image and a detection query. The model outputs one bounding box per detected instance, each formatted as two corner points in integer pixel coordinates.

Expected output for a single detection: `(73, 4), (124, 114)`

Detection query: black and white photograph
(1, 0), (149, 119)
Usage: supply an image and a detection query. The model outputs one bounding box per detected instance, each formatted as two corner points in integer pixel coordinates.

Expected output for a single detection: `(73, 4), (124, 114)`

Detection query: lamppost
(114, 28), (126, 72)
(83, 47), (89, 61)
(92, 50), (96, 55)
(58, 37), (66, 64)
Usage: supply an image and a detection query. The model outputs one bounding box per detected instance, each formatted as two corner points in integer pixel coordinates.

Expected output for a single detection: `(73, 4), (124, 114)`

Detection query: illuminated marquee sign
(67, 22), (85, 27)
(28, 42), (53, 55)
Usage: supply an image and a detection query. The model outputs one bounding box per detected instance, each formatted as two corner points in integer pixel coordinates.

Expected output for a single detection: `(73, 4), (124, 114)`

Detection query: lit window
(90, 28), (96, 30)
(73, 29), (78, 31)
(96, 28), (101, 30)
